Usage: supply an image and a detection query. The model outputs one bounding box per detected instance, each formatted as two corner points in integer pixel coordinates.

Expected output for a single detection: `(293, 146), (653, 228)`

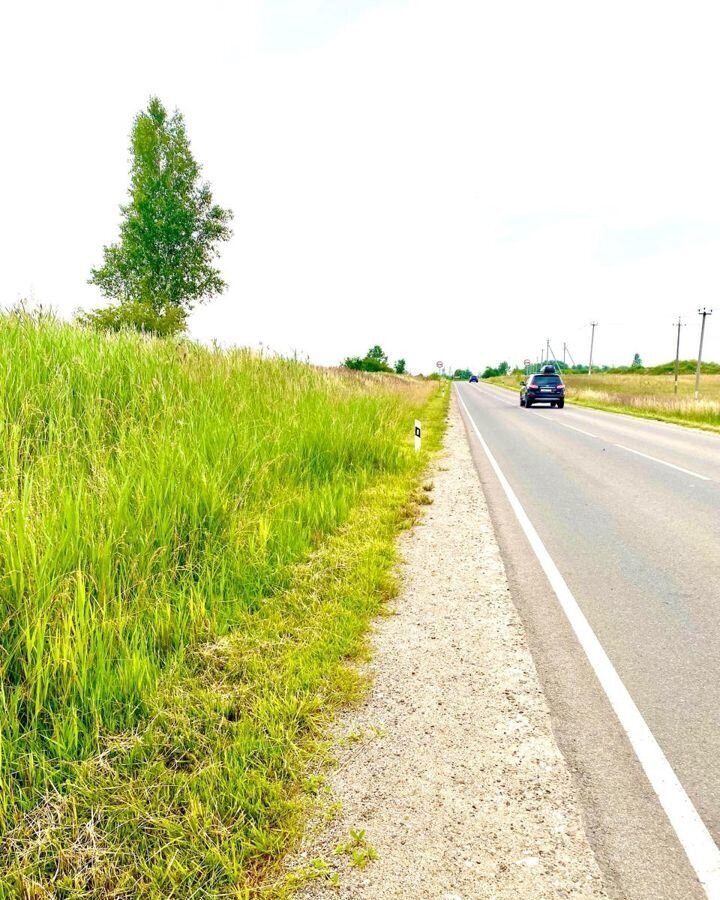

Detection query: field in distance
(488, 370), (720, 431)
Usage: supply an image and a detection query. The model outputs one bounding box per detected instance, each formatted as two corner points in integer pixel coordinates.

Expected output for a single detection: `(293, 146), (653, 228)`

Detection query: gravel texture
(293, 396), (608, 899)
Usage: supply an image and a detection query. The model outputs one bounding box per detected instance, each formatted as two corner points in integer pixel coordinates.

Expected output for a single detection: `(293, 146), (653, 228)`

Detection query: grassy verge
(486, 373), (720, 433)
(0, 312), (448, 897)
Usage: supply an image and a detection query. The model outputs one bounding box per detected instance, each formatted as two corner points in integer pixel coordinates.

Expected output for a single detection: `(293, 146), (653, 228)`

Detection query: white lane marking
(456, 387), (720, 898)
(614, 444), (710, 482)
(536, 416), (598, 438)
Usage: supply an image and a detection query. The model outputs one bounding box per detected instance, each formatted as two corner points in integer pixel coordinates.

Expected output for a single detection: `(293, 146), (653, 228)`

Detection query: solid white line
(614, 443), (711, 482)
(456, 387), (720, 898)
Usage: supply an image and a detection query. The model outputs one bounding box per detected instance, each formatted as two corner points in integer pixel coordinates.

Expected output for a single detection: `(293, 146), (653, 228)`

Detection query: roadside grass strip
(0, 311), (448, 896)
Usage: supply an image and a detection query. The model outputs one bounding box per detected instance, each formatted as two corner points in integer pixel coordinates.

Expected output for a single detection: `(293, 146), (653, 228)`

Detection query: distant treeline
(511, 359), (720, 377)
(600, 360), (720, 375)
(343, 345), (406, 374)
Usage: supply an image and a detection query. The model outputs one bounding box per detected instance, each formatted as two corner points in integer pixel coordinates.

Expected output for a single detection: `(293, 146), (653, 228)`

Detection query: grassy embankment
(488, 370), (720, 432)
(0, 313), (447, 897)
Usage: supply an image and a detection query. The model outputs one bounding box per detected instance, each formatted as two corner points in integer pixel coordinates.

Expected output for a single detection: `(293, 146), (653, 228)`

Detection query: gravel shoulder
(292, 396), (608, 899)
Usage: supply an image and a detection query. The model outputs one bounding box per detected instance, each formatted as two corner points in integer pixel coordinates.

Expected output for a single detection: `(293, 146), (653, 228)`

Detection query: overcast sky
(3, 0), (720, 373)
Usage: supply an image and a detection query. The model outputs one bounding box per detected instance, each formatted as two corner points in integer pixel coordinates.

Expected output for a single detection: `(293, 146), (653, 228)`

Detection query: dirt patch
(291, 396), (608, 898)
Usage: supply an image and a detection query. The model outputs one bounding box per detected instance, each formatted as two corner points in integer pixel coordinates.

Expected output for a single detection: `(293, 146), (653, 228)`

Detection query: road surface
(456, 382), (720, 900)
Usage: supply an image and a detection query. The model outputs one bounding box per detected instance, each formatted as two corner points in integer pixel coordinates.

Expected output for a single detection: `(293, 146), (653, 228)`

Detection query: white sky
(3, 0), (720, 373)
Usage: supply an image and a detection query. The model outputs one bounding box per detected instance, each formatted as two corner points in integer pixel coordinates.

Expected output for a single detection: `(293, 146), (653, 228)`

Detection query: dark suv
(520, 371), (565, 408)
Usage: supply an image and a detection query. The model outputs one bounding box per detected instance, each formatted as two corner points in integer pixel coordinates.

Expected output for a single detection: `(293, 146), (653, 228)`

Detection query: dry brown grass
(566, 372), (720, 400)
(329, 368), (438, 407)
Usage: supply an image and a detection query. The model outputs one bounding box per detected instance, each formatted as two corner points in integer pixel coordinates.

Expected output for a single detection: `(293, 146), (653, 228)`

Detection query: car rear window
(532, 375), (562, 385)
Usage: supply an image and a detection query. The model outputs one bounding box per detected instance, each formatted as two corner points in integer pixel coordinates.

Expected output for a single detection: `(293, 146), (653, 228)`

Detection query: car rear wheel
(558, 400), (565, 408)
(520, 395), (525, 407)
(525, 398), (532, 408)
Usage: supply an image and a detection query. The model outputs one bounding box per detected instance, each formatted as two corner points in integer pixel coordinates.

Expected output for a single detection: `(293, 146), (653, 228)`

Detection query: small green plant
(334, 829), (379, 870)
(351, 846), (379, 869)
(282, 857), (339, 892)
(345, 728), (366, 745)
(303, 774), (327, 794)
(323, 800), (344, 823)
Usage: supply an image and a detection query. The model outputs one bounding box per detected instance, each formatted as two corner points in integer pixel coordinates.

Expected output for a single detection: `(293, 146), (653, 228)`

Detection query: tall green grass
(0, 312), (438, 842)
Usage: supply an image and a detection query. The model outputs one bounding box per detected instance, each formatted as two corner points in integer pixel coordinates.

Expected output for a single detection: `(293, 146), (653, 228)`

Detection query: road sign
(436, 361), (443, 370)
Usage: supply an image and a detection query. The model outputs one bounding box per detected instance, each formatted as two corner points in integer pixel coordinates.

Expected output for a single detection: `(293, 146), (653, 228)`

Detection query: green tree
(481, 361), (510, 379)
(343, 345), (393, 373)
(631, 353), (643, 368)
(77, 300), (186, 336)
(87, 97), (233, 334)
(366, 345), (388, 365)
(394, 358), (406, 374)
(453, 368), (473, 380)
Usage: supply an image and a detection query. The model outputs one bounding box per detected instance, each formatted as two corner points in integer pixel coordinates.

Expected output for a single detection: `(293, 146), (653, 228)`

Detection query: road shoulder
(289, 395), (607, 898)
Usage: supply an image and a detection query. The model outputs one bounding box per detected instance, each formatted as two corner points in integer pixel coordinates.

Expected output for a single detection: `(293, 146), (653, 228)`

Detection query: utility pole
(694, 307), (713, 400)
(546, 339), (551, 366)
(588, 321), (598, 375)
(672, 316), (685, 395)
(563, 342), (567, 366)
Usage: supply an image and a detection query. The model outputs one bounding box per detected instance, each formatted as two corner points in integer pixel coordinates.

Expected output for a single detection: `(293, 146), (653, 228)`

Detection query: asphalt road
(456, 382), (720, 900)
